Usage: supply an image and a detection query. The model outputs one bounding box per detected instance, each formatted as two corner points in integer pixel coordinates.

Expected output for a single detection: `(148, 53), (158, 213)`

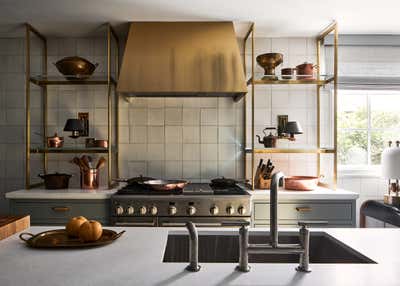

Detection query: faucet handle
(221, 220), (250, 227)
(298, 221), (328, 228)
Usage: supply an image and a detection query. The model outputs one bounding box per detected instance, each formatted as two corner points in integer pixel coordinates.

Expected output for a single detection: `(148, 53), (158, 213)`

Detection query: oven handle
(114, 222), (156, 227)
(160, 222), (224, 227)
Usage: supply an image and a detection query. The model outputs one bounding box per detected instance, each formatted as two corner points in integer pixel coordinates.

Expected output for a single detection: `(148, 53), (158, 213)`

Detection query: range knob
(187, 206), (196, 216)
(210, 206), (219, 215)
(168, 206), (177, 216)
(238, 206), (246, 215)
(149, 206), (158, 216)
(115, 205), (124, 216)
(126, 206), (135, 215)
(139, 206), (147, 215)
(226, 206), (235, 215)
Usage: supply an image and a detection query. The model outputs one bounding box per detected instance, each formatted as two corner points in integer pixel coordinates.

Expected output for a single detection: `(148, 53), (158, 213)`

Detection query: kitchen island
(0, 226), (398, 286)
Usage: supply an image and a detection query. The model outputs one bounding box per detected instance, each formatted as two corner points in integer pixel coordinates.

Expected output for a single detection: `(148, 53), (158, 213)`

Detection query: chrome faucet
(223, 172), (327, 273)
(185, 221), (201, 272)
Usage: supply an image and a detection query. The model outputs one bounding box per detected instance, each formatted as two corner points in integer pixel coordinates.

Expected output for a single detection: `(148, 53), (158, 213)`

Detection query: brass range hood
(117, 22), (247, 102)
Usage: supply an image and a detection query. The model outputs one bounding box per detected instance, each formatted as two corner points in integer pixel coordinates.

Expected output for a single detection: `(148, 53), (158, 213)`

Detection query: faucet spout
(185, 221), (201, 272)
(270, 172), (284, 248)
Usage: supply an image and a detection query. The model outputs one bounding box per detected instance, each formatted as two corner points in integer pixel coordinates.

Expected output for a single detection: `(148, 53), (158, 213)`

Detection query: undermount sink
(163, 231), (376, 264)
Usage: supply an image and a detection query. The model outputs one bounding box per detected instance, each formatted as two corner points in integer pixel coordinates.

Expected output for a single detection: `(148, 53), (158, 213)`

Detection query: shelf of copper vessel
(246, 76), (334, 86)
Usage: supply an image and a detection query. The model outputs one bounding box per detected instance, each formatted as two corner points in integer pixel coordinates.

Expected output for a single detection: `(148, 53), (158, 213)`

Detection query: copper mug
(80, 168), (99, 190)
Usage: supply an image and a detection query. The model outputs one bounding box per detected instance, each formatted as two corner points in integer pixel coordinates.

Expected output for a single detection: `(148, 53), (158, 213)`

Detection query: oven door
(158, 216), (251, 227)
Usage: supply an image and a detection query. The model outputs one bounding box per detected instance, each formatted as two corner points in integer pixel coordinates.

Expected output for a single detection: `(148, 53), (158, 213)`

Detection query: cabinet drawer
(254, 202), (352, 221)
(11, 200), (109, 225)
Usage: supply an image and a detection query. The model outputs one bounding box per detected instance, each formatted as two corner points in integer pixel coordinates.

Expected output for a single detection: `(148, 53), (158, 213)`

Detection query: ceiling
(1, 0), (400, 38)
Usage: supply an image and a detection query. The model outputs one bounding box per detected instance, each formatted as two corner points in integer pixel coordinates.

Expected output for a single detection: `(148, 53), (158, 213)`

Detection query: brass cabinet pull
(51, 207), (70, 212)
(295, 207), (312, 212)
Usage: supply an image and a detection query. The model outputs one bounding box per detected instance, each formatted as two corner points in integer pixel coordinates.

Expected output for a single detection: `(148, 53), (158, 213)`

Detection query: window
(338, 90), (400, 170)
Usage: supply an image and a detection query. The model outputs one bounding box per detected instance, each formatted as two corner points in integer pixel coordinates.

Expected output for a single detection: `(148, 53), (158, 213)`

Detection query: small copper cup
(80, 168), (99, 190)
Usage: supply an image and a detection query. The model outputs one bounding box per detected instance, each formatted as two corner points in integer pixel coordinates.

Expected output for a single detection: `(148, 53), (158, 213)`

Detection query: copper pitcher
(80, 168), (99, 190)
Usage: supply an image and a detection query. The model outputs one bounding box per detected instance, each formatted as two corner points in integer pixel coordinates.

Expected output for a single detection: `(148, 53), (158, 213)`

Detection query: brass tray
(19, 229), (125, 248)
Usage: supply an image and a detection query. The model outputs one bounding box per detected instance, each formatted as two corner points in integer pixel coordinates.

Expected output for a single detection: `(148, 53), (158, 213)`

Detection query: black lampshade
(64, 119), (84, 132)
(64, 119), (84, 139)
(284, 121), (303, 135)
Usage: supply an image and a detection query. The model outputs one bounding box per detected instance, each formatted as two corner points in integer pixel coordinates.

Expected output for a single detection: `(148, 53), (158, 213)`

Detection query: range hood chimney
(117, 22), (247, 101)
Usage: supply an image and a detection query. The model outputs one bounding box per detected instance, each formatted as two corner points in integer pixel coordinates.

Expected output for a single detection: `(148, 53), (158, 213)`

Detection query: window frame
(337, 89), (400, 174)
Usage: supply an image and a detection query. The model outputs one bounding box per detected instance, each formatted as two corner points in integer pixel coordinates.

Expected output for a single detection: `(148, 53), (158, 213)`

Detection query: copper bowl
(54, 56), (98, 80)
(284, 176), (319, 191)
(256, 53), (283, 79)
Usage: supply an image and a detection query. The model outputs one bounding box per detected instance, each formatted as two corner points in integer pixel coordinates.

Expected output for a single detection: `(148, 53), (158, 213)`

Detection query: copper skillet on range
(114, 176), (189, 191)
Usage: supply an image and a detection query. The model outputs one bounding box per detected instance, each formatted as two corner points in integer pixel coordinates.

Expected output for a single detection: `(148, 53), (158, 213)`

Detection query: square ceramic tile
(165, 108), (183, 125)
(129, 108), (148, 125)
(182, 161), (201, 179)
(148, 108), (164, 126)
(128, 161), (148, 177)
(165, 161), (182, 179)
(147, 126), (164, 143)
(165, 126), (182, 143)
(183, 144), (200, 161)
(201, 144), (218, 161)
(218, 144), (237, 161)
(147, 161), (164, 178)
(218, 160), (236, 178)
(200, 126), (218, 143)
(165, 143), (182, 160)
(200, 109), (217, 125)
(126, 144), (147, 161)
(147, 144), (164, 161)
(130, 126), (147, 143)
(218, 126), (236, 144)
(218, 108), (236, 126)
(182, 108), (200, 125)
(201, 161), (218, 179)
(182, 126), (200, 143)
(147, 98), (165, 108)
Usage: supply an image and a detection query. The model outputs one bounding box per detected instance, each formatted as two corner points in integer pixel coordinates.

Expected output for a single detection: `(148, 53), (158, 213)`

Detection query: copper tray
(19, 229), (125, 248)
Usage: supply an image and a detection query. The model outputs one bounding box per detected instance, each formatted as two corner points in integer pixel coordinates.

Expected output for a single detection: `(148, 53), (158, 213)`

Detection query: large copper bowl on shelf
(54, 56), (98, 80)
(256, 53), (283, 79)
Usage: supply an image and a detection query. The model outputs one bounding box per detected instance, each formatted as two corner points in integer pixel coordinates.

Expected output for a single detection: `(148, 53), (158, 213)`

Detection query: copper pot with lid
(47, 133), (64, 148)
(295, 62), (318, 80)
(38, 173), (72, 189)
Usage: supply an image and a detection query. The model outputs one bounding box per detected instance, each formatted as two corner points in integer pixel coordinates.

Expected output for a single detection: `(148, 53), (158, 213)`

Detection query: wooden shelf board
(245, 148), (336, 154)
(30, 147), (111, 154)
(246, 76), (334, 86)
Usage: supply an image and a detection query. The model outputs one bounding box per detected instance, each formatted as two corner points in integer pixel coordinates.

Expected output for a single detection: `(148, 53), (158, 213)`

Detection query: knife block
(256, 177), (271, 189)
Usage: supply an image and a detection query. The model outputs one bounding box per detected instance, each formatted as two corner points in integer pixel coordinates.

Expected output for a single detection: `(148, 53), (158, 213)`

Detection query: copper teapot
(256, 127), (277, 148)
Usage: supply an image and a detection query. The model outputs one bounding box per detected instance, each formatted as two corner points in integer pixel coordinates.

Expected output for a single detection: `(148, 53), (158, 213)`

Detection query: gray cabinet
(252, 200), (356, 227)
(9, 199), (110, 225)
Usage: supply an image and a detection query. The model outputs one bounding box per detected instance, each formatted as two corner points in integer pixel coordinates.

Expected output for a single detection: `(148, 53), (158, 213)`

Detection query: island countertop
(0, 226), (398, 286)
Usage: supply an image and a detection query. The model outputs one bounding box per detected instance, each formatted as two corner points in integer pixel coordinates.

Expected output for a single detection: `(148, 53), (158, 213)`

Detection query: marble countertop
(250, 187), (359, 200)
(0, 226), (398, 286)
(6, 186), (359, 201)
(5, 188), (118, 199)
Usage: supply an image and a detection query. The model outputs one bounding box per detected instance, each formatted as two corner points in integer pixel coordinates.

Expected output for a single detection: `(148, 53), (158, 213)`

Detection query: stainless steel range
(111, 181), (251, 227)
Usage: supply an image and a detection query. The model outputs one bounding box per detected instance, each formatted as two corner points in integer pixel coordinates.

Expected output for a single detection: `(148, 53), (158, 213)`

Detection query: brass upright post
(107, 25), (112, 188)
(251, 26), (255, 190)
(333, 23), (338, 188)
(43, 34), (48, 174)
(25, 25), (31, 189)
(316, 38), (321, 178)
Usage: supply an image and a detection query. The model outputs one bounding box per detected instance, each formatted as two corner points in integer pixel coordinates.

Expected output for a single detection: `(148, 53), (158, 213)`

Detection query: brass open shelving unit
(243, 22), (338, 190)
(25, 23), (120, 189)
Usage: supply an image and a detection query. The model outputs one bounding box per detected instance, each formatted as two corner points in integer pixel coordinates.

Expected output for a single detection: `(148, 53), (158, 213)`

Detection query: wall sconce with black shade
(283, 121), (303, 141)
(64, 119), (84, 139)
